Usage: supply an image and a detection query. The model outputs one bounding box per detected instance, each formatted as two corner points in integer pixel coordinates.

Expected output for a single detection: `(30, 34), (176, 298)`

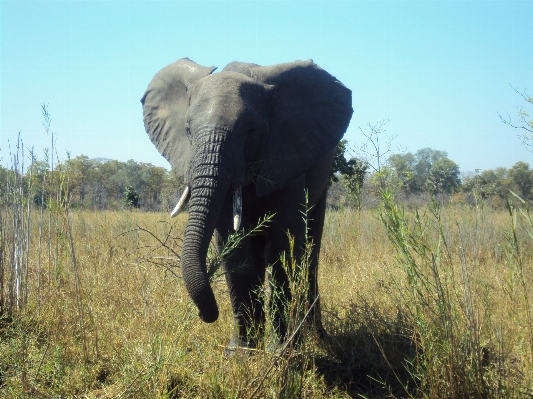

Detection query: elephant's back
(222, 62), (261, 77)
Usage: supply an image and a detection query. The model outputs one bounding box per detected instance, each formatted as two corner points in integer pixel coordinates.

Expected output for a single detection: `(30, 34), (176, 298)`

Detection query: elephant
(141, 58), (352, 350)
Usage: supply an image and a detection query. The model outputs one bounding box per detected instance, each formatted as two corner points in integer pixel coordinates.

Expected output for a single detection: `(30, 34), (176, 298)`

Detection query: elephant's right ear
(141, 58), (217, 177)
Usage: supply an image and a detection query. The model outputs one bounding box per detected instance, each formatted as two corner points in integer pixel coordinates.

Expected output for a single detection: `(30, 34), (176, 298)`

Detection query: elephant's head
(141, 58), (352, 323)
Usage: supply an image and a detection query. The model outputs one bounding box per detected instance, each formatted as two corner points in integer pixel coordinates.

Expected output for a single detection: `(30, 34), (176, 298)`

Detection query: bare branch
(500, 85), (533, 153)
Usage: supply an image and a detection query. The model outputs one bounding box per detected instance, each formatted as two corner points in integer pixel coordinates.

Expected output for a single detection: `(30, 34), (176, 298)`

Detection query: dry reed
(1, 163), (532, 397)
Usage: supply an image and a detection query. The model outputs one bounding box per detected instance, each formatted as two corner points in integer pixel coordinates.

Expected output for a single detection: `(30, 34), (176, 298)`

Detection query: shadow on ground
(315, 301), (419, 398)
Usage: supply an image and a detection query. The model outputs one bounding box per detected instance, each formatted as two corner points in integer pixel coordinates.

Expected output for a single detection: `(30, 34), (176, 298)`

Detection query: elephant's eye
(185, 122), (191, 137)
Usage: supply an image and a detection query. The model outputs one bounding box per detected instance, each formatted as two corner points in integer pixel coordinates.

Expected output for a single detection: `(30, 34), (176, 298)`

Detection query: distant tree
(161, 169), (186, 212)
(0, 165), (10, 198)
(342, 162), (368, 209)
(329, 140), (355, 184)
(463, 169), (499, 200)
(483, 168), (511, 199)
(461, 167), (519, 206)
(141, 163), (167, 209)
(329, 139), (368, 208)
(122, 185), (140, 208)
(66, 155), (95, 205)
(412, 148), (448, 192)
(429, 158), (461, 193)
(387, 148), (454, 194)
(95, 159), (121, 207)
(366, 166), (398, 195)
(508, 161), (533, 198)
(493, 167), (508, 180)
(388, 152), (416, 194)
(25, 160), (50, 207)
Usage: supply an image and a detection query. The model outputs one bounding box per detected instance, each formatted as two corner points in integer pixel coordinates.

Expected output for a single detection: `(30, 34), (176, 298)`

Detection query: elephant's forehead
(199, 72), (258, 93)
(191, 73), (267, 116)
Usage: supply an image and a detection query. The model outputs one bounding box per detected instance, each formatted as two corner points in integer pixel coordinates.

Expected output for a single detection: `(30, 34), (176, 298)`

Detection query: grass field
(1, 195), (533, 398)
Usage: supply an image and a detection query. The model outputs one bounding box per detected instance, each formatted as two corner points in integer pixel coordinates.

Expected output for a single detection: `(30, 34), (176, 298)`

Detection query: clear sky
(1, 0), (532, 175)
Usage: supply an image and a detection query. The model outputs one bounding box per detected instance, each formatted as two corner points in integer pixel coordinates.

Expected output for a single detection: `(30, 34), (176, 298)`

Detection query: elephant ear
(251, 60), (353, 197)
(141, 58), (217, 177)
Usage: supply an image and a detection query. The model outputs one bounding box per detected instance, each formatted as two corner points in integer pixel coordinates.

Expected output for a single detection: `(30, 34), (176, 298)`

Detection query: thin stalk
(0, 204), (4, 316)
(23, 148), (34, 308)
(64, 207), (88, 363)
(37, 171), (45, 315)
(61, 163), (89, 363)
(506, 197), (533, 363)
(250, 295), (320, 399)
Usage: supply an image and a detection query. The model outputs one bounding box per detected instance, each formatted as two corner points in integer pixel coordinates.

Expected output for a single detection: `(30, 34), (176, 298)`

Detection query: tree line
(329, 141), (533, 209)
(0, 155), (184, 212)
(0, 146), (531, 212)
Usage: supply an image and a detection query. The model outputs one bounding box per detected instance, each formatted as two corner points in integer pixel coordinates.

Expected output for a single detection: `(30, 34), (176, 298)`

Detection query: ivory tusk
(170, 186), (190, 218)
(233, 186), (242, 231)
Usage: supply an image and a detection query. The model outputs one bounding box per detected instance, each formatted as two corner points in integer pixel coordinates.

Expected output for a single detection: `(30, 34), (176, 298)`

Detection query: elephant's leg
(306, 187), (328, 339)
(224, 234), (267, 350)
(265, 187), (328, 345)
(265, 214), (306, 343)
(266, 242), (292, 343)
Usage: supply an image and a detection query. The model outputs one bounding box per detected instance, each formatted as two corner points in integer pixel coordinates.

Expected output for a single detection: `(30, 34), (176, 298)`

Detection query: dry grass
(1, 198), (532, 398)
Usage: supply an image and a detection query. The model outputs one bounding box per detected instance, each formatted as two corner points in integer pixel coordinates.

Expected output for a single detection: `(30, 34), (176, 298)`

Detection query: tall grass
(375, 190), (532, 398)
(1, 144), (532, 396)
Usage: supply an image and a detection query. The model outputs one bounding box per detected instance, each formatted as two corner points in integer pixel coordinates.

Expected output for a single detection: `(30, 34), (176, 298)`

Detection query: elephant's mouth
(170, 184), (242, 231)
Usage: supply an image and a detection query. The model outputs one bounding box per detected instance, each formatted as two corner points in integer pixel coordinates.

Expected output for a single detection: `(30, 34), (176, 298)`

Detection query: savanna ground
(1, 194), (533, 398)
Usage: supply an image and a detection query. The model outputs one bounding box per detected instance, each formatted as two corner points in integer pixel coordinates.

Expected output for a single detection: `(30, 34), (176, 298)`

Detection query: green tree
(388, 152), (416, 194)
(122, 185), (140, 208)
(161, 169), (186, 213)
(463, 170), (499, 200)
(429, 158), (461, 193)
(412, 148), (448, 192)
(66, 155), (95, 205)
(341, 162), (368, 209)
(134, 163), (167, 210)
(387, 148), (454, 194)
(0, 165), (12, 200)
(26, 159), (50, 207)
(329, 139), (368, 207)
(329, 140), (357, 184)
(366, 166), (398, 195)
(481, 168), (510, 199)
(508, 161), (533, 198)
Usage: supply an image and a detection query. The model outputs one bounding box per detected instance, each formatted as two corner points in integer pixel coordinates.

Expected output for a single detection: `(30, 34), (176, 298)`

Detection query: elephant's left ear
(141, 58), (217, 177)
(251, 60), (353, 197)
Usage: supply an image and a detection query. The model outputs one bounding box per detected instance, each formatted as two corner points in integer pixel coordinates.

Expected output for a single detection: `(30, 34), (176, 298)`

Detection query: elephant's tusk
(170, 186), (190, 218)
(233, 186), (242, 231)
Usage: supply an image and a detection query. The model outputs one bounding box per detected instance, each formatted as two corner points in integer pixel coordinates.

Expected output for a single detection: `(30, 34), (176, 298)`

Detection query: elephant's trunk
(181, 128), (235, 323)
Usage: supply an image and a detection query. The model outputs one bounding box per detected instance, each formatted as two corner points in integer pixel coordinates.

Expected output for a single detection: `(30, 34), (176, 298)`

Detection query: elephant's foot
(264, 317), (327, 355)
(224, 334), (259, 356)
(224, 315), (265, 355)
(265, 336), (284, 355)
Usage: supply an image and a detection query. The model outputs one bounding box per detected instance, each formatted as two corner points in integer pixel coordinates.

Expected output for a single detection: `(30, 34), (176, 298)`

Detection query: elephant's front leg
(260, 178), (307, 347)
(223, 234), (267, 350)
(266, 247), (291, 344)
(305, 188), (328, 339)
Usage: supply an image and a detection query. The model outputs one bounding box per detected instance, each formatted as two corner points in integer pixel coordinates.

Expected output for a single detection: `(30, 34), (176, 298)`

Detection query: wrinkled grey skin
(142, 58), (352, 349)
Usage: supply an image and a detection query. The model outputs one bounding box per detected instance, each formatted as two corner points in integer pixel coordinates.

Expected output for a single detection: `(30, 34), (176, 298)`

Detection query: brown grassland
(1, 194), (533, 398)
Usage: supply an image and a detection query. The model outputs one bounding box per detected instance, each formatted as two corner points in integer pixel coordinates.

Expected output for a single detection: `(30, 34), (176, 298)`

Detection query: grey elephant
(141, 58), (352, 350)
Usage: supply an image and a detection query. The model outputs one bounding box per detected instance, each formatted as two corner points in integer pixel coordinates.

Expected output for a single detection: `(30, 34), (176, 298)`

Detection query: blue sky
(1, 0), (532, 175)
